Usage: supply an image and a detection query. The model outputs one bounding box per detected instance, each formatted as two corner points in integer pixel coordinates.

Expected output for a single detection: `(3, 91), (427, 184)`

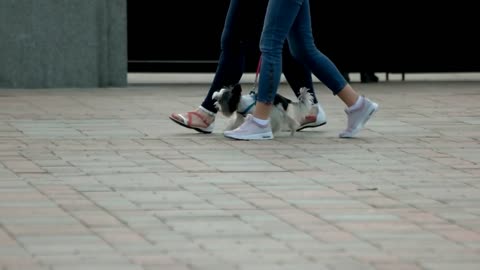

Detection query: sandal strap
(186, 111), (210, 128)
(198, 106), (216, 116)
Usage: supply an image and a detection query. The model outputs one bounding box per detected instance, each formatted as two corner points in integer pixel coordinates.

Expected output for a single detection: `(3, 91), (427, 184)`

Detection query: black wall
(127, 1), (480, 73)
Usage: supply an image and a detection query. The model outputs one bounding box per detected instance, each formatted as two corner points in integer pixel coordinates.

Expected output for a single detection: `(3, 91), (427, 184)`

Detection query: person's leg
(254, 0), (306, 121)
(285, 1), (364, 106)
(286, 0), (378, 137)
(282, 42), (317, 103)
(224, 0), (304, 140)
(199, 0), (257, 113)
(286, 1), (352, 102)
(170, 0), (263, 132)
(282, 43), (327, 130)
(225, 0), (378, 139)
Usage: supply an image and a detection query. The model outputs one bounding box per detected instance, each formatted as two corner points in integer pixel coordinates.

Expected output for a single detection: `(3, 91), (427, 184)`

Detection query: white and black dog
(212, 84), (313, 136)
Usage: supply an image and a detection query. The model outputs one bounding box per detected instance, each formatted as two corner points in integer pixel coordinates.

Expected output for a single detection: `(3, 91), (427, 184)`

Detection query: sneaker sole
(296, 121), (327, 132)
(224, 132), (273, 141)
(169, 115), (213, 134)
(339, 103), (378, 138)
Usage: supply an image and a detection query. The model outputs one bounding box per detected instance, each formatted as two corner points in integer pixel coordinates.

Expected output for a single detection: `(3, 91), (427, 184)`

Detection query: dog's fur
(212, 84), (313, 136)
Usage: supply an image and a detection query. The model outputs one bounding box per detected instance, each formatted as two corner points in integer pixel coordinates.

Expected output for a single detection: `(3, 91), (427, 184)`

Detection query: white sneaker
(339, 96), (378, 138)
(224, 115), (273, 140)
(297, 103), (327, 131)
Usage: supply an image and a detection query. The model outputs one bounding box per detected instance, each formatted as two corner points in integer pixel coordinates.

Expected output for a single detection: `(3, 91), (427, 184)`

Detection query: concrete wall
(0, 0), (127, 88)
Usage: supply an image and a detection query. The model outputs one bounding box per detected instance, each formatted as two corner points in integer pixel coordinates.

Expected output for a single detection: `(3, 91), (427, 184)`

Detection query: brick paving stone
(94, 228), (151, 246)
(0, 231), (15, 246)
(162, 249), (225, 266)
(372, 263), (424, 270)
(420, 262), (480, 270)
(51, 264), (144, 270)
(34, 254), (130, 265)
(4, 224), (89, 236)
(237, 264), (330, 270)
(212, 249), (310, 265)
(143, 265), (191, 270)
(0, 257), (42, 270)
(325, 257), (378, 270)
(127, 254), (177, 266)
(71, 210), (125, 228)
(1, 160), (45, 173)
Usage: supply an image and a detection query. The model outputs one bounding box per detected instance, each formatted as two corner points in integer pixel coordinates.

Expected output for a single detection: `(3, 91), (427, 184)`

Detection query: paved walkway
(0, 80), (479, 270)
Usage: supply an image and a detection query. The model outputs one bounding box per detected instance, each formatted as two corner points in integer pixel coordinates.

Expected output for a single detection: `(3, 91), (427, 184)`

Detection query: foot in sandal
(169, 107), (215, 134)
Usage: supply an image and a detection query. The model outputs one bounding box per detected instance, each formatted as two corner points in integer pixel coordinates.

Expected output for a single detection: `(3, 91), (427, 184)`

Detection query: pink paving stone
(297, 225), (344, 235)
(269, 159), (312, 170)
(247, 198), (292, 209)
(57, 200), (99, 211)
(99, 232), (150, 245)
(269, 189), (345, 199)
(35, 185), (78, 195)
(143, 265), (190, 270)
(269, 209), (327, 224)
(363, 197), (404, 207)
(252, 154), (288, 159)
(0, 256), (38, 267)
(72, 211), (124, 227)
(431, 157), (477, 167)
(291, 170), (329, 178)
(2, 160), (45, 173)
(463, 168), (480, 176)
(5, 224), (90, 236)
(399, 212), (447, 224)
(422, 223), (465, 231)
(235, 192), (277, 199)
(216, 185), (258, 192)
(327, 183), (362, 192)
(310, 230), (358, 242)
(438, 230), (480, 242)
(128, 255), (177, 265)
(0, 192), (48, 201)
(0, 207), (66, 218)
(402, 148), (451, 158)
(0, 230), (16, 245)
(353, 253), (401, 264)
(337, 221), (422, 233)
(373, 263), (424, 270)
(168, 159), (213, 171)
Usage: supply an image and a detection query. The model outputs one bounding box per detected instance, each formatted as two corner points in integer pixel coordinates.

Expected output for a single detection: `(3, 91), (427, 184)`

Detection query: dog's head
(212, 84), (243, 117)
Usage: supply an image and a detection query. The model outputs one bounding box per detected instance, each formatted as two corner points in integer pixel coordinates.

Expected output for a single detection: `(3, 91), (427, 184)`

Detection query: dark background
(127, 1), (480, 73)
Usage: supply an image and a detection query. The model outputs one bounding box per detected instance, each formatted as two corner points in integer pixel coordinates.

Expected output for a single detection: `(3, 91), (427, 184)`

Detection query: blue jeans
(257, 0), (347, 104)
(200, 0), (318, 113)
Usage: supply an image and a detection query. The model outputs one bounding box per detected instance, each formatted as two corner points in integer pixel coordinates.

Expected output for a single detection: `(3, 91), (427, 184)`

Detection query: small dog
(212, 84), (313, 136)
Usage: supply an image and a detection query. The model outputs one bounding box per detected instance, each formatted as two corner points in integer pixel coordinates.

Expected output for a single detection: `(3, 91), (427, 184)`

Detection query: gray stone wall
(0, 0), (127, 88)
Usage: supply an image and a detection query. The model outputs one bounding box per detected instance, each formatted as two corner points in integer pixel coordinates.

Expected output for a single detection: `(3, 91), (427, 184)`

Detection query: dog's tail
(287, 87), (314, 123)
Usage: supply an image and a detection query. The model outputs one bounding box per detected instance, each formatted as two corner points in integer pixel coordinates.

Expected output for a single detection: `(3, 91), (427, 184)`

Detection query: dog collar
(238, 92), (257, 117)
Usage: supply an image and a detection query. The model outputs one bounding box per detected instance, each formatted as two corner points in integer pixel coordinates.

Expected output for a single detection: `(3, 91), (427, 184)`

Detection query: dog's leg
(271, 121), (280, 134)
(269, 111), (282, 135)
(286, 116), (300, 136)
(225, 113), (245, 131)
